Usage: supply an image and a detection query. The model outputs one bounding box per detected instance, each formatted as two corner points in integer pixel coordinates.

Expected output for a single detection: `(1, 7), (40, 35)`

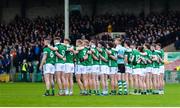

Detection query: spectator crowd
(0, 11), (180, 80)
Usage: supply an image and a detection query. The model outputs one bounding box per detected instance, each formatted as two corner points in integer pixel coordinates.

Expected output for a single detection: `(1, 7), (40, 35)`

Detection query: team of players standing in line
(39, 37), (165, 96)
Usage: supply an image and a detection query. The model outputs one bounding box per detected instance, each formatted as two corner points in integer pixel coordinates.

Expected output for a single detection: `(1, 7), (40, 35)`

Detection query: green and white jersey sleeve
(43, 47), (56, 65)
(85, 47), (93, 66)
(108, 48), (118, 67)
(91, 48), (100, 65)
(77, 47), (87, 66)
(124, 48), (133, 67)
(151, 51), (160, 68)
(55, 43), (66, 64)
(132, 49), (141, 68)
(155, 49), (164, 66)
(65, 45), (74, 63)
(99, 48), (108, 66)
(144, 49), (153, 67)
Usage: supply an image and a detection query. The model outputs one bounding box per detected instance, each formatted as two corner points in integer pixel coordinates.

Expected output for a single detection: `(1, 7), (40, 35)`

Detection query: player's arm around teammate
(39, 38), (56, 96)
(107, 42), (118, 95)
(150, 44), (160, 94)
(63, 38), (75, 95)
(48, 37), (67, 96)
(155, 43), (165, 94)
(90, 40), (101, 95)
(74, 39), (88, 95)
(97, 41), (109, 95)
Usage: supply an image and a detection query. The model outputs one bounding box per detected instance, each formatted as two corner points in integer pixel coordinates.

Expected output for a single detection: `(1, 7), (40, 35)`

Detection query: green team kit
(42, 41), (164, 96)
(43, 43), (164, 75)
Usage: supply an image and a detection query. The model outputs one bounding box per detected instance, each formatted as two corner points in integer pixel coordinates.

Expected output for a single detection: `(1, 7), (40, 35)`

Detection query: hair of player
(151, 43), (156, 47)
(98, 41), (107, 48)
(108, 41), (115, 48)
(144, 43), (150, 49)
(138, 46), (144, 52)
(124, 40), (131, 47)
(90, 40), (98, 46)
(54, 37), (60, 40)
(76, 39), (83, 45)
(64, 38), (71, 43)
(156, 43), (162, 48)
(83, 39), (90, 46)
(115, 37), (122, 43)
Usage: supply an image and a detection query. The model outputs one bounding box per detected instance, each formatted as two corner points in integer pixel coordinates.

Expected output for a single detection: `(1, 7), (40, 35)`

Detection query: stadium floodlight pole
(64, 0), (69, 39)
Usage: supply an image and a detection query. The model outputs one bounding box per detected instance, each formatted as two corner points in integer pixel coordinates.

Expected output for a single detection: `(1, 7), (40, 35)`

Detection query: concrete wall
(169, 0), (180, 11)
(1, 0), (21, 23)
(26, 0), (64, 18)
(96, 0), (144, 15)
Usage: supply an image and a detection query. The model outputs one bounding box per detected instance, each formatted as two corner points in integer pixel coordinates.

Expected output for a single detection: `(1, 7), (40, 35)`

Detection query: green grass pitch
(0, 82), (180, 107)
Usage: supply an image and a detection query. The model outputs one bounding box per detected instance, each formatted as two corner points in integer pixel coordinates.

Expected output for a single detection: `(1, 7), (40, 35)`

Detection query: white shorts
(109, 67), (118, 74)
(141, 68), (146, 76)
(91, 65), (100, 73)
(152, 68), (159, 75)
(146, 67), (153, 73)
(43, 64), (55, 75)
(159, 66), (164, 74)
(133, 68), (144, 76)
(125, 66), (133, 74)
(55, 63), (65, 72)
(86, 66), (92, 74)
(100, 65), (109, 74)
(65, 63), (74, 73)
(75, 65), (86, 74)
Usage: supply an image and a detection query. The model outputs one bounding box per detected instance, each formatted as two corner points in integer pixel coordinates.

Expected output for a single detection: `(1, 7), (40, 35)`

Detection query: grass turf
(0, 82), (180, 107)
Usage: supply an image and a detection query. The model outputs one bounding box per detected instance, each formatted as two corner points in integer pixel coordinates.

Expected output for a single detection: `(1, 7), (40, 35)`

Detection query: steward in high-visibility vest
(21, 59), (28, 82)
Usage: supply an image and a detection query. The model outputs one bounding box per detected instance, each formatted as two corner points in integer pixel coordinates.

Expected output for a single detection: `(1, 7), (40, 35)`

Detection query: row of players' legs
(43, 72), (164, 96)
(128, 72), (164, 94)
(43, 72), (74, 96)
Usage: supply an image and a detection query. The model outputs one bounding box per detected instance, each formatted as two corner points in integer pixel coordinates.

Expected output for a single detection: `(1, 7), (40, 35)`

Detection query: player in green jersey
(97, 41), (109, 95)
(107, 42), (118, 95)
(39, 38), (55, 96)
(138, 46), (148, 95)
(131, 44), (143, 95)
(47, 37), (67, 96)
(83, 40), (94, 95)
(64, 38), (75, 95)
(81, 40), (91, 95)
(54, 37), (67, 95)
(75, 39), (88, 95)
(143, 43), (153, 94)
(156, 43), (165, 94)
(124, 40), (133, 93)
(90, 40), (101, 95)
(150, 44), (160, 94)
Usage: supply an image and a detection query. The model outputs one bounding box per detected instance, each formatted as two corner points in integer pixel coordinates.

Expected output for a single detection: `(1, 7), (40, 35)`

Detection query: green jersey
(132, 49), (141, 68)
(139, 54), (147, 68)
(108, 49), (118, 67)
(84, 47), (93, 66)
(55, 43), (66, 64)
(43, 47), (55, 64)
(124, 48), (133, 67)
(144, 49), (153, 67)
(77, 48), (88, 66)
(151, 50), (160, 68)
(91, 48), (99, 65)
(65, 45), (74, 63)
(99, 48), (108, 66)
(155, 49), (164, 66)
